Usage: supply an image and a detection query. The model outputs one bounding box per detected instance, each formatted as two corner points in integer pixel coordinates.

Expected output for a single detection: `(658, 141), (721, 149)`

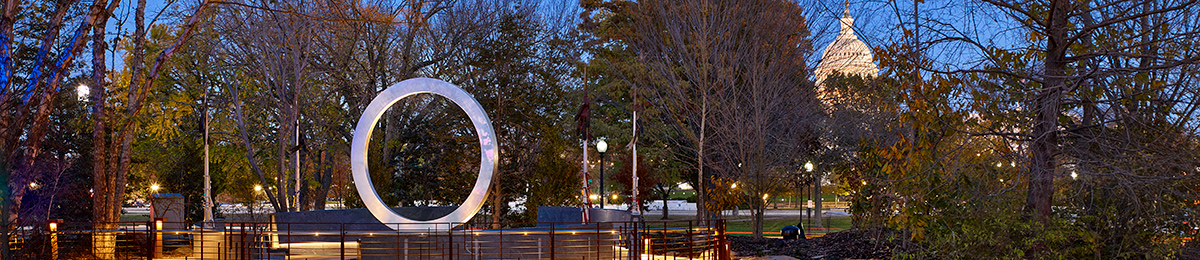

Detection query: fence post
(341, 223), (346, 260)
(688, 220), (694, 257)
(549, 224), (555, 260)
(147, 220), (155, 260)
(241, 222), (248, 259)
(718, 219), (730, 260)
(633, 221), (642, 260)
(595, 222), (600, 260)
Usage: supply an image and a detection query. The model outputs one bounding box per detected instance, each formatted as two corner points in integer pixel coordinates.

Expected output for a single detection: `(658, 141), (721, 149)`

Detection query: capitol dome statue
(814, 0), (878, 86)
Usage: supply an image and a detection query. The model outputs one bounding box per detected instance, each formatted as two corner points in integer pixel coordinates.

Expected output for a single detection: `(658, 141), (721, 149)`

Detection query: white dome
(814, 6), (877, 85)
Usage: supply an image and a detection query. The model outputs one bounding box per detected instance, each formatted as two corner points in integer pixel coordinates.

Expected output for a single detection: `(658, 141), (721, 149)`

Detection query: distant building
(814, 1), (878, 91)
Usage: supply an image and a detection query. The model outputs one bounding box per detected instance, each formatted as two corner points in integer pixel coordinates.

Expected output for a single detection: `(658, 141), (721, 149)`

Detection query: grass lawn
(120, 214), (150, 222)
(724, 215), (851, 237)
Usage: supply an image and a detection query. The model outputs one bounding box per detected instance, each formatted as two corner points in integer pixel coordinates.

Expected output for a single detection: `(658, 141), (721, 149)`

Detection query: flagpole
(580, 67), (592, 222)
(632, 110), (639, 216)
(203, 87), (214, 224)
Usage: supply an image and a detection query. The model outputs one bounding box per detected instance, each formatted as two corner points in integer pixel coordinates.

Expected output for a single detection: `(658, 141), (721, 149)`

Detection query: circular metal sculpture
(351, 78), (497, 231)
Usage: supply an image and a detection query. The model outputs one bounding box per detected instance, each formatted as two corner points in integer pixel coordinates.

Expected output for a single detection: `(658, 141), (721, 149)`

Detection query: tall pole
(599, 151), (605, 209)
(631, 110), (639, 215)
(580, 67), (592, 222)
(202, 87), (213, 224)
(597, 139), (608, 209)
(294, 107), (300, 210)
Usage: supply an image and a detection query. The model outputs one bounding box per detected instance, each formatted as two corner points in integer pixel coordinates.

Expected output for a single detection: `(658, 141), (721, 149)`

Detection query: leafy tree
(445, 4), (583, 224)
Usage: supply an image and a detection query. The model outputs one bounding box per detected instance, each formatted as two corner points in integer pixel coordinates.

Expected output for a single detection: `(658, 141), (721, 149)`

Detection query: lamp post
(801, 161), (813, 233)
(597, 139), (608, 209)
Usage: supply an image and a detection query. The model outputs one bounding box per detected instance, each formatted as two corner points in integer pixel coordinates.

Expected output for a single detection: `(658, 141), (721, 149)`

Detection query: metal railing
(6, 219), (728, 260)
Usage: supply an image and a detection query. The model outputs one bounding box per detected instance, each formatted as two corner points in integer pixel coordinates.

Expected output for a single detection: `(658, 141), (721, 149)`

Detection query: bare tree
(624, 0), (822, 227)
(706, 0), (820, 237)
(215, 0), (318, 213)
(216, 0), (500, 213)
(623, 0), (739, 222)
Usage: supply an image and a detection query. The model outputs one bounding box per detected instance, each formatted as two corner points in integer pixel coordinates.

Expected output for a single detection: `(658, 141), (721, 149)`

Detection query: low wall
(536, 206), (635, 227)
(646, 200), (696, 211)
(359, 223), (622, 260)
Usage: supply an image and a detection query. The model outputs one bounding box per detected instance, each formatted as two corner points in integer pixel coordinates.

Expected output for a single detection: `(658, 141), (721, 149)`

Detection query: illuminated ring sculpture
(351, 78), (497, 231)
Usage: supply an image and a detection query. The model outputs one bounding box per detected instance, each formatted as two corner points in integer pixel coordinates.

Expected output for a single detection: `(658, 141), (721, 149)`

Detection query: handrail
(8, 219), (729, 260)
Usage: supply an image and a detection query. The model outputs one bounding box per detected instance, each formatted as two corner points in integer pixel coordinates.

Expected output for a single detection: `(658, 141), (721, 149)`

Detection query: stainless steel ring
(350, 78), (498, 231)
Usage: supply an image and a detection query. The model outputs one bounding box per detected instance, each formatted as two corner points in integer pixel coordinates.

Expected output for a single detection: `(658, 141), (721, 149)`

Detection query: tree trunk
(1025, 0), (1069, 222)
(813, 176), (822, 228)
(88, 1), (119, 258)
(753, 198), (764, 238)
(696, 97), (707, 221)
(661, 196), (669, 220)
(3, 7), (74, 257)
(313, 150), (334, 210)
(491, 183), (502, 228)
(232, 89), (283, 213)
(277, 118), (291, 212)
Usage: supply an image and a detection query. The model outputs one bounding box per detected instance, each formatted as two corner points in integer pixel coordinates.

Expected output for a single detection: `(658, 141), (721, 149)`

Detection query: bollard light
(155, 218), (165, 230)
(644, 238), (652, 255)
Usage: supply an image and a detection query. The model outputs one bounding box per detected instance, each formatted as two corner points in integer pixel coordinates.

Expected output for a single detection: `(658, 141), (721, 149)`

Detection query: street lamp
(805, 161), (814, 172)
(77, 84), (89, 101)
(596, 139), (608, 209)
(150, 184), (160, 192)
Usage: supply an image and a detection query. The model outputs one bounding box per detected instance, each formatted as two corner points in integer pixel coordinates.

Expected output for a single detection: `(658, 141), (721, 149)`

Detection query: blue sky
(102, 0), (175, 70)
(98, 0), (1026, 77)
(810, 0), (1028, 73)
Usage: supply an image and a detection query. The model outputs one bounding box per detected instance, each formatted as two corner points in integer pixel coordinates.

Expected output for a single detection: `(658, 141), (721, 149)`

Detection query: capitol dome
(814, 2), (878, 85)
